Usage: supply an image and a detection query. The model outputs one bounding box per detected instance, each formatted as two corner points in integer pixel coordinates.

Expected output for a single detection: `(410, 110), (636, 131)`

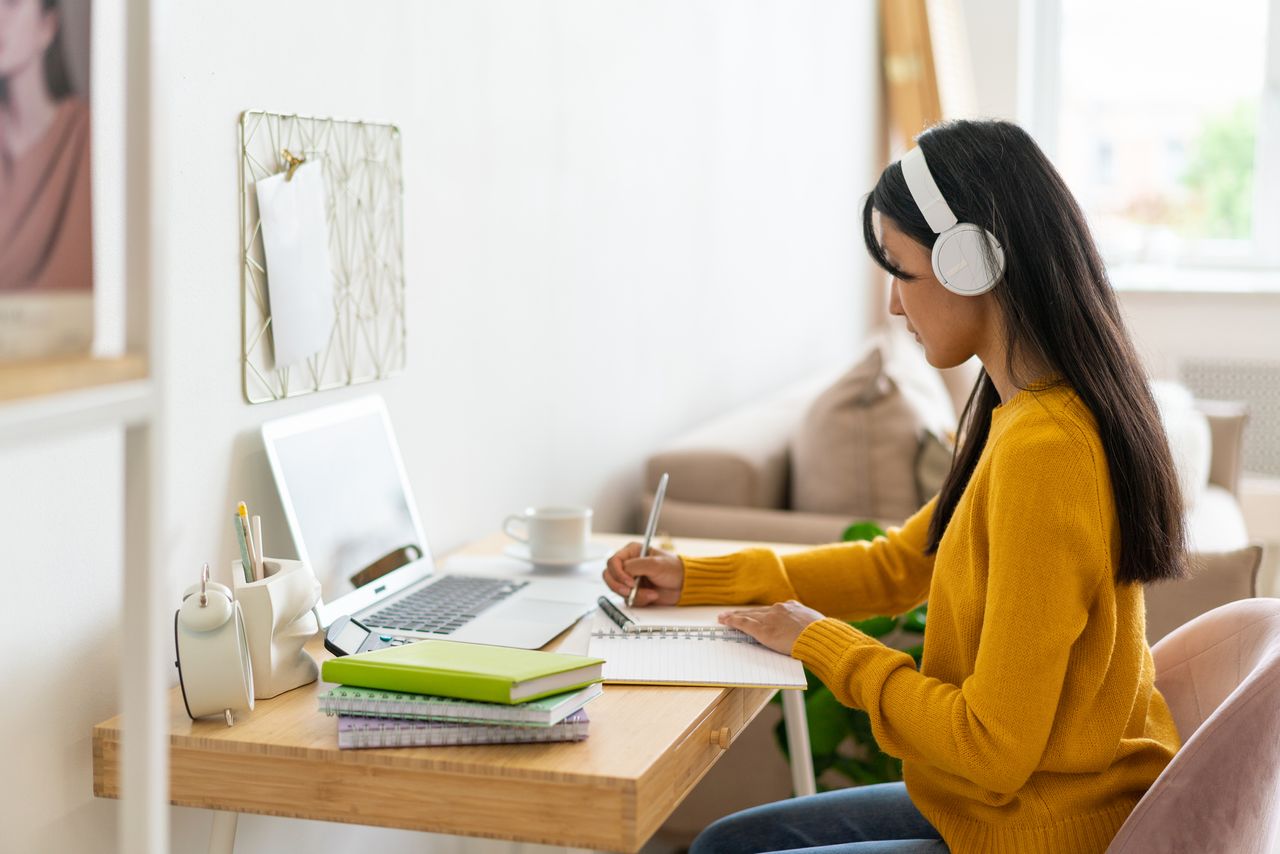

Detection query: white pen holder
(231, 558), (321, 699)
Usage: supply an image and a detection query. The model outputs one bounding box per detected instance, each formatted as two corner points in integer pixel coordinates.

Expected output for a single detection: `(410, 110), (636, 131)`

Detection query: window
(1025, 0), (1280, 285)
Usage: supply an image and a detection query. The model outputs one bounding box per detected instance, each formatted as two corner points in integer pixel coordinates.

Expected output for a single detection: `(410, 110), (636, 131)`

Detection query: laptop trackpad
(501, 598), (591, 625)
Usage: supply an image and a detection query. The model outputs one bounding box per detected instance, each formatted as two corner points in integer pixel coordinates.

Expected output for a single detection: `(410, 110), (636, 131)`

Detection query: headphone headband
(900, 146), (957, 234)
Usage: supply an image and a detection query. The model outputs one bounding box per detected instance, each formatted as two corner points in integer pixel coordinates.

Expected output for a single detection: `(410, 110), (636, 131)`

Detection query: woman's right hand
(602, 542), (684, 607)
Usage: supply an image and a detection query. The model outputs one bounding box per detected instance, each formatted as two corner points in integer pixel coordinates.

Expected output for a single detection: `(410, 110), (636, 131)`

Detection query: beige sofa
(641, 362), (1252, 552)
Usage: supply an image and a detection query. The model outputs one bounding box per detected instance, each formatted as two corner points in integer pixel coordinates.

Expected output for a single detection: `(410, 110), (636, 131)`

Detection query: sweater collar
(991, 374), (1068, 424)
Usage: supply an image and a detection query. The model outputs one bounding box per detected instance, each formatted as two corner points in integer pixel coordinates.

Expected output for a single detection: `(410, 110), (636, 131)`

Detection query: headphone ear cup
(931, 224), (1005, 296)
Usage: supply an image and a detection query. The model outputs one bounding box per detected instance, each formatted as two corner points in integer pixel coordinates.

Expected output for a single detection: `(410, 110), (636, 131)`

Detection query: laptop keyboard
(363, 575), (531, 636)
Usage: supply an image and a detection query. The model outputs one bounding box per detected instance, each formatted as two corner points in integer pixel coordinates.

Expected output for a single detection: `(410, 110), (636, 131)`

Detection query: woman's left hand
(718, 600), (825, 655)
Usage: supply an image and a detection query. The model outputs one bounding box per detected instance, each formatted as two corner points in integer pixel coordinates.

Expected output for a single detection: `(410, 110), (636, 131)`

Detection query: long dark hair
(0, 0), (75, 106)
(862, 119), (1186, 586)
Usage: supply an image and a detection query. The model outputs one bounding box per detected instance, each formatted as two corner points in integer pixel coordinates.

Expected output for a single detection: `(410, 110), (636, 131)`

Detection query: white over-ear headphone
(900, 145), (1006, 296)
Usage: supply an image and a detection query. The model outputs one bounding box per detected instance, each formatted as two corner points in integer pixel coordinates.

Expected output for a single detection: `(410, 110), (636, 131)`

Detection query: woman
(0, 0), (93, 293)
(603, 119), (1185, 853)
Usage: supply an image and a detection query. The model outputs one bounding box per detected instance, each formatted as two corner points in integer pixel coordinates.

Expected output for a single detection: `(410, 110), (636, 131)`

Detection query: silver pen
(629, 472), (669, 607)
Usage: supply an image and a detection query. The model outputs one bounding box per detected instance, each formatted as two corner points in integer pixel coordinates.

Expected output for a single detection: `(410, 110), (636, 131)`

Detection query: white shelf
(0, 354), (147, 401)
(0, 377), (154, 445)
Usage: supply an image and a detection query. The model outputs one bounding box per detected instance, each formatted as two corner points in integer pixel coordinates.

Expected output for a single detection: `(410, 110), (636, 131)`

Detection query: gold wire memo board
(239, 110), (406, 404)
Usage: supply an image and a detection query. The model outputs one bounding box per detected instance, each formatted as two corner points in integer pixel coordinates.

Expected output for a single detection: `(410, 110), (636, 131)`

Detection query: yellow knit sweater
(678, 382), (1180, 854)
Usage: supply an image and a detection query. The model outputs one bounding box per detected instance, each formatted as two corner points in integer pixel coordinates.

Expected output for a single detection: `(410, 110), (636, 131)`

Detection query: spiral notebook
(337, 709), (590, 749)
(610, 603), (753, 634)
(587, 611), (806, 689)
(319, 682), (602, 726)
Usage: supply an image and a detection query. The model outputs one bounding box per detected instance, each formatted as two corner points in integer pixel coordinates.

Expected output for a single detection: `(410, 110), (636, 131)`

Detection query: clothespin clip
(281, 148), (306, 181)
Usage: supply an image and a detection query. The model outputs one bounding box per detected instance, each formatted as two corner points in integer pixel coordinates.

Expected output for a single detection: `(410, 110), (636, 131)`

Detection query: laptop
(261, 395), (601, 649)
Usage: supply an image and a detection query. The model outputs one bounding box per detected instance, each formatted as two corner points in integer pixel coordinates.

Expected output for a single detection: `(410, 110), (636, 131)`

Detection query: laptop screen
(264, 401), (425, 607)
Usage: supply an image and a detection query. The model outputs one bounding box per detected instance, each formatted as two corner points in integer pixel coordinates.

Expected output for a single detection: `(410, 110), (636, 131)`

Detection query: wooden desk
(92, 532), (813, 853)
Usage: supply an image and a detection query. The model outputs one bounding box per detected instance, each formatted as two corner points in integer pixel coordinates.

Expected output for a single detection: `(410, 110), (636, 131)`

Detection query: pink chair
(1107, 597), (1280, 852)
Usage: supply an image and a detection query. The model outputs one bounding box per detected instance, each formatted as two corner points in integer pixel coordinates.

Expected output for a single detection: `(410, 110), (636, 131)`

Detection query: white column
(120, 0), (168, 851)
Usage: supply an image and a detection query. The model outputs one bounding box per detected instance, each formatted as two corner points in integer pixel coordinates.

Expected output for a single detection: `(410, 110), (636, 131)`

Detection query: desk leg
(208, 810), (238, 854)
(781, 690), (817, 797)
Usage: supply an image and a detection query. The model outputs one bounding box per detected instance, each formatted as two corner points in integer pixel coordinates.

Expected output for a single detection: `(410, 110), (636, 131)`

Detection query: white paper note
(256, 160), (335, 370)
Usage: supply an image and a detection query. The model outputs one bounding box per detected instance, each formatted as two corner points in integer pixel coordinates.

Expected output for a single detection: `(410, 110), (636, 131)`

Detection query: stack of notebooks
(319, 640), (605, 750)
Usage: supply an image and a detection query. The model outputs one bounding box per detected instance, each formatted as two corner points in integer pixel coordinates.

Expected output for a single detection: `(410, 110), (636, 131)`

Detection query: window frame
(1018, 0), (1280, 290)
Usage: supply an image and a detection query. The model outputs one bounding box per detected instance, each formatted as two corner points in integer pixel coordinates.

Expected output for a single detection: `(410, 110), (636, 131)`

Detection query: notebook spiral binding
(590, 627), (760, 645)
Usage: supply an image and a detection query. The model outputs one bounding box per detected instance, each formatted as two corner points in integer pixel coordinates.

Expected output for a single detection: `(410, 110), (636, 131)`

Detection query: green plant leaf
(831, 756), (883, 787)
(850, 615), (898, 637)
(804, 687), (850, 755)
(902, 604), (927, 633)
(804, 666), (824, 692)
(845, 707), (875, 741)
(1182, 100), (1257, 239)
(842, 521), (888, 542)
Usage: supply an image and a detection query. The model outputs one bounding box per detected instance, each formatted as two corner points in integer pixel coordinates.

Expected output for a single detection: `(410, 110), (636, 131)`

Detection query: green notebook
(320, 640), (605, 705)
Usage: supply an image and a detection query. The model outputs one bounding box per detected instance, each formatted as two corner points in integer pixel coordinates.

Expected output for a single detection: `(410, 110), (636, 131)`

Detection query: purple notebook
(337, 709), (589, 749)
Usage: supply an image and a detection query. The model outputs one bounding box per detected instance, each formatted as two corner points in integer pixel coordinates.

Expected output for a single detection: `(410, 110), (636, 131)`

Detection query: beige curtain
(881, 0), (944, 151)
(868, 0), (972, 328)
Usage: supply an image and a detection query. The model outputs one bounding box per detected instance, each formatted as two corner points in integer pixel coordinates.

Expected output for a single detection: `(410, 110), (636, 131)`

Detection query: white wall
(0, 428), (124, 852)
(156, 0), (877, 558)
(956, 0), (1021, 120)
(0, 2), (879, 852)
(1116, 291), (1280, 378)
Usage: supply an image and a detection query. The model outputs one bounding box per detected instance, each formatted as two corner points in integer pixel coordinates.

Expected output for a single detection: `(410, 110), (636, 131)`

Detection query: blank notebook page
(616, 601), (730, 629)
(587, 614), (806, 689)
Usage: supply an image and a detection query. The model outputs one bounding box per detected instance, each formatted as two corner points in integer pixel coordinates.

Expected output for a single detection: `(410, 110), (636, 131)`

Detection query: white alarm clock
(174, 564), (255, 725)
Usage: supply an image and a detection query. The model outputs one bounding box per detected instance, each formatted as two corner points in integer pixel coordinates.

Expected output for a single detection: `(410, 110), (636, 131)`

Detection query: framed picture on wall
(0, 0), (94, 361)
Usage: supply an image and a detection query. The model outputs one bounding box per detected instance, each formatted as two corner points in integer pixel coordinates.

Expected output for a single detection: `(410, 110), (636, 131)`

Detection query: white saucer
(503, 542), (611, 566)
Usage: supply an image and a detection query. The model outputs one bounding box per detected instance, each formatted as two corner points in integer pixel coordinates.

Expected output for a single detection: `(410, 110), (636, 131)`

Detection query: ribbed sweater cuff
(679, 554), (750, 604)
(678, 549), (791, 605)
(791, 618), (877, 701)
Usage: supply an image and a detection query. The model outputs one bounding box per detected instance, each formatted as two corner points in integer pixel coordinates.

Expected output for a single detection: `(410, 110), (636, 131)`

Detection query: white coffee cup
(503, 506), (593, 561)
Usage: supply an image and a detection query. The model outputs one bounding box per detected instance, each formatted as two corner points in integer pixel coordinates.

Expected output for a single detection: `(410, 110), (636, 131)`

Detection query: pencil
(234, 507), (254, 583)
(251, 515), (265, 580)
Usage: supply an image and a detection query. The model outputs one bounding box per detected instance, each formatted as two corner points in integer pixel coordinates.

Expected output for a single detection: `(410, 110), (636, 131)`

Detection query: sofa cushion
(1152, 381), (1212, 511)
(645, 372), (844, 510)
(1185, 484), (1250, 552)
(1144, 545), (1262, 645)
(915, 429), (954, 504)
(789, 333), (956, 521)
(1197, 399), (1248, 496)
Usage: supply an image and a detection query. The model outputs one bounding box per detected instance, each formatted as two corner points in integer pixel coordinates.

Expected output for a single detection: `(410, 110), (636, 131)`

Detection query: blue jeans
(689, 782), (948, 854)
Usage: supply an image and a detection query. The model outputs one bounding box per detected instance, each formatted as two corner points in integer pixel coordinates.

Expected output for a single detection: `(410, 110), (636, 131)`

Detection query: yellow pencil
(238, 501), (258, 581)
(234, 503), (254, 583)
